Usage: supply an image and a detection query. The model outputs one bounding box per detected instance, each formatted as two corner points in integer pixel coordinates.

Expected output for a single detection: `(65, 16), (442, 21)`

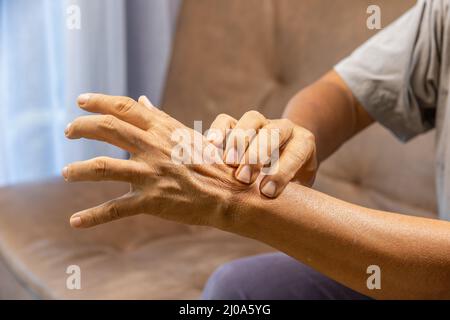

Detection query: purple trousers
(202, 253), (371, 300)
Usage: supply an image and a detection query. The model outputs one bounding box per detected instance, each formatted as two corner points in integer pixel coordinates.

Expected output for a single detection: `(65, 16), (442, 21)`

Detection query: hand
(206, 111), (317, 198)
(63, 94), (246, 229)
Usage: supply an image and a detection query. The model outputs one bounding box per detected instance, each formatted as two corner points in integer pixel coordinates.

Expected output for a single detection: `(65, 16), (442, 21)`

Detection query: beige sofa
(0, 0), (433, 299)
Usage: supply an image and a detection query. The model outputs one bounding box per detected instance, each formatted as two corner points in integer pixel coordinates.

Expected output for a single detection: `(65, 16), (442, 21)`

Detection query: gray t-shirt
(335, 0), (450, 220)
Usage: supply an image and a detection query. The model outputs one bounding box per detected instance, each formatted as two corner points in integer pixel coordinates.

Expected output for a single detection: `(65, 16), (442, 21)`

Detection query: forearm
(222, 182), (450, 299)
(283, 70), (373, 162)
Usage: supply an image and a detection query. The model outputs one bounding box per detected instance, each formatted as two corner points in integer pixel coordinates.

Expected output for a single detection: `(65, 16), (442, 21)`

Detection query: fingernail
(261, 181), (277, 198)
(70, 216), (82, 228)
(226, 148), (238, 164)
(77, 93), (91, 106)
(62, 166), (69, 181)
(237, 165), (252, 184)
(64, 123), (72, 135)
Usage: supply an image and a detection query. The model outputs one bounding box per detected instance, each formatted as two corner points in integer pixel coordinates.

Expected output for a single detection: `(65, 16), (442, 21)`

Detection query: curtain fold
(0, 0), (66, 184)
(61, 0), (128, 166)
(0, 0), (180, 186)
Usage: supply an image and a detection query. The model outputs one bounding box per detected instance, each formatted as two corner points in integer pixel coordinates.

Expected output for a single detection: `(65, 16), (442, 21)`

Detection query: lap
(202, 252), (371, 300)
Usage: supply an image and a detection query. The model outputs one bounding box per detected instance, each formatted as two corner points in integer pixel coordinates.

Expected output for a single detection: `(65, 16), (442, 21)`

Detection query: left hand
(63, 94), (249, 229)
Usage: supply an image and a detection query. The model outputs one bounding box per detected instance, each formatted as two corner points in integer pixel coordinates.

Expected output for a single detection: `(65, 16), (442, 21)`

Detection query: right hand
(206, 111), (318, 198)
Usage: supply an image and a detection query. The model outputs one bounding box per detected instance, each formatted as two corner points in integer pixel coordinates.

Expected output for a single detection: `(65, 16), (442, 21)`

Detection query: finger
(138, 95), (158, 111)
(65, 115), (147, 153)
(206, 113), (237, 148)
(235, 119), (293, 184)
(259, 129), (315, 198)
(224, 110), (268, 166)
(70, 193), (143, 228)
(138, 95), (185, 127)
(63, 157), (149, 184)
(77, 93), (154, 130)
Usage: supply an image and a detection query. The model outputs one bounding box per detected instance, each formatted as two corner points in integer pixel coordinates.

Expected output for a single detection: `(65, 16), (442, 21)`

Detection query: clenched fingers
(260, 127), (316, 198)
(235, 119), (294, 184)
(206, 113), (237, 148)
(224, 110), (268, 166)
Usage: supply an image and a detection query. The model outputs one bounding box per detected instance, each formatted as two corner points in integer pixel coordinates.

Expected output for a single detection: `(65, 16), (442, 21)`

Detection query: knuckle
(217, 113), (229, 120)
(288, 150), (308, 165)
(305, 130), (315, 143)
(107, 203), (121, 221)
(216, 113), (235, 124)
(93, 157), (108, 177)
(243, 110), (268, 127)
(296, 126), (315, 142)
(246, 110), (267, 124)
(115, 98), (135, 115)
(89, 212), (102, 227)
(101, 115), (117, 131)
(279, 118), (293, 128)
(244, 110), (263, 119)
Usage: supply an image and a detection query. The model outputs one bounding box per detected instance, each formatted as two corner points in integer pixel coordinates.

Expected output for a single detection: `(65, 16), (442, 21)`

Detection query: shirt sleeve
(335, 0), (444, 142)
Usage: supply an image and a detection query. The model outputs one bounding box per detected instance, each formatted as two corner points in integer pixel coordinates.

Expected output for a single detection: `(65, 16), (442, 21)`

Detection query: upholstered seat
(0, 180), (270, 299)
(0, 0), (430, 299)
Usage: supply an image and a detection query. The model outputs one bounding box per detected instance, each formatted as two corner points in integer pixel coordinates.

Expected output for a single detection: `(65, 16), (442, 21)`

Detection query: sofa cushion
(0, 180), (270, 299)
(164, 0), (416, 125)
(315, 126), (437, 218)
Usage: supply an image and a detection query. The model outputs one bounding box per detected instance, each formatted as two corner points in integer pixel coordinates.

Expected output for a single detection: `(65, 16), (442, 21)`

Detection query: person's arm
(224, 182), (450, 300)
(283, 70), (373, 162)
(64, 93), (450, 300)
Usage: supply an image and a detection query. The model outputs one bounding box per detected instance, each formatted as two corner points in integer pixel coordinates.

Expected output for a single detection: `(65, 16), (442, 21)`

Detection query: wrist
(215, 184), (262, 235)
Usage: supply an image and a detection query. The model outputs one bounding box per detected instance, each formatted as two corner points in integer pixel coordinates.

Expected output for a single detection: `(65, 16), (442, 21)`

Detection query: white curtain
(0, 0), (181, 185)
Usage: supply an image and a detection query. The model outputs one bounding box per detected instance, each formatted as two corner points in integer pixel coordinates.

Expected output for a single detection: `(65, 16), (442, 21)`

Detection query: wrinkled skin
(64, 94), (248, 228)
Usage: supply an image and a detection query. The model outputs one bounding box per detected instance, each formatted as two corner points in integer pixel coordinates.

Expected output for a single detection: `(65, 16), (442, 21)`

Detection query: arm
(283, 70), (374, 162)
(224, 182), (450, 300)
(64, 93), (450, 299)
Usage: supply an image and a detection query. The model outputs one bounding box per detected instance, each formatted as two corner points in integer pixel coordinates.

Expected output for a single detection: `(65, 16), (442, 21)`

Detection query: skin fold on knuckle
(115, 98), (136, 115)
(89, 212), (103, 227)
(244, 110), (265, 122)
(100, 115), (117, 132)
(217, 113), (233, 123)
(107, 203), (122, 222)
(93, 157), (109, 179)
